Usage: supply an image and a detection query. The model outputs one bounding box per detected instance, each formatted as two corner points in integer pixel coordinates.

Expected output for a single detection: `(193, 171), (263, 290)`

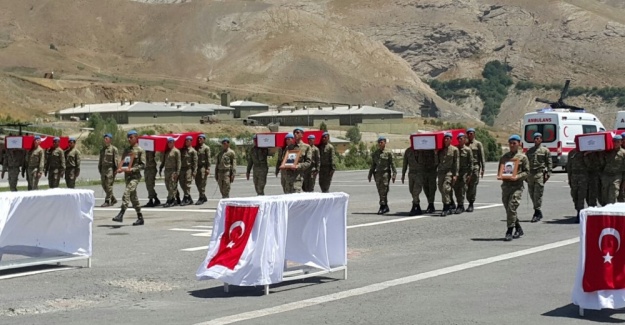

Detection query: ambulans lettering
(527, 118), (552, 123)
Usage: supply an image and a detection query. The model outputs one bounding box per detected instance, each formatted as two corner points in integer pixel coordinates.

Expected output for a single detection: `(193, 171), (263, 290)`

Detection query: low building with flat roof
(247, 104), (403, 127)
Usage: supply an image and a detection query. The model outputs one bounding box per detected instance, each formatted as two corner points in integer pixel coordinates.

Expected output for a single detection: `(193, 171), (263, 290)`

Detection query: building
(229, 100), (270, 119)
(55, 101), (235, 124)
(247, 105), (403, 127)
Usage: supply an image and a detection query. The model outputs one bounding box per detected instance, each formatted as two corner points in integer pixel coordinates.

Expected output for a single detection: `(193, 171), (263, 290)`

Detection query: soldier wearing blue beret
(499, 134), (530, 241)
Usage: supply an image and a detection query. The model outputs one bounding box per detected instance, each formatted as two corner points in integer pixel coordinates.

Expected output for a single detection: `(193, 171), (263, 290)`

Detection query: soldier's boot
(111, 197), (118, 206)
(530, 210), (540, 223)
(455, 205), (465, 214)
(409, 204), (418, 216)
(504, 227), (514, 242)
(195, 195), (206, 206)
(180, 195), (189, 206)
(162, 199), (171, 208)
(466, 202), (475, 213)
(425, 203), (435, 214)
(415, 204), (423, 216)
(143, 198), (154, 208)
(513, 226), (524, 239)
(153, 197), (161, 206)
(176, 192), (182, 205)
(440, 204), (449, 217)
(187, 196), (194, 205)
(132, 213), (144, 226)
(575, 210), (580, 224)
(381, 205), (390, 214)
(537, 209), (543, 221)
(377, 205), (384, 215)
(101, 200), (111, 207)
(449, 200), (456, 210)
(112, 209), (125, 223)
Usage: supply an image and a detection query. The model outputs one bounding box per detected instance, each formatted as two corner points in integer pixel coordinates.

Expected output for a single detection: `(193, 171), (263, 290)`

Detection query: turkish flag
(583, 214), (625, 292)
(207, 205), (260, 270)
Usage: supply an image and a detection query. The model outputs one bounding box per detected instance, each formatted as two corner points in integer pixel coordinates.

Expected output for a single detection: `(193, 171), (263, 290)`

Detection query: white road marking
(94, 208), (216, 213)
(195, 238), (579, 325)
(0, 267), (77, 280)
(169, 228), (209, 232)
(181, 246), (209, 252)
(193, 226), (213, 229)
(474, 204), (504, 210)
(347, 216), (429, 229)
(191, 232), (213, 237)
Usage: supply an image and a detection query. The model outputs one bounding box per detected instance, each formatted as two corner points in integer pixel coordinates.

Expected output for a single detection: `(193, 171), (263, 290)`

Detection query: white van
(614, 111), (625, 130)
(521, 108), (605, 169)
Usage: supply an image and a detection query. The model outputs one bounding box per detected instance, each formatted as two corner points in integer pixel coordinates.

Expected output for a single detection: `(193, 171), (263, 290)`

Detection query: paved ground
(0, 162), (612, 324)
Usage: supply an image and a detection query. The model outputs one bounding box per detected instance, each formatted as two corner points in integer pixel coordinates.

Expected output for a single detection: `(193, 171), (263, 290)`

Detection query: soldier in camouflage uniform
(160, 138), (181, 207)
(586, 151), (603, 207)
(600, 135), (625, 205)
(99, 133), (118, 207)
(276, 134), (294, 194)
(302, 135), (320, 192)
(195, 134), (211, 205)
(1, 148), (26, 192)
(526, 132), (552, 222)
(179, 136), (198, 205)
(215, 138), (237, 198)
(283, 128), (313, 194)
(402, 145), (421, 215)
(369, 136), (396, 215)
(417, 149), (438, 213)
(465, 128), (485, 212)
(499, 134), (530, 241)
(437, 132), (459, 216)
(64, 137), (81, 189)
(45, 137), (65, 189)
(112, 130), (146, 226)
(453, 133), (473, 214)
(143, 136), (160, 207)
(247, 134), (269, 195)
(26, 136), (45, 191)
(567, 148), (588, 223)
(318, 132), (336, 193)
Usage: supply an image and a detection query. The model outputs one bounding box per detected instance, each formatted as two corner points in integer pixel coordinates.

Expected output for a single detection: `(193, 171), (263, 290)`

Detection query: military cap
(285, 133), (294, 139)
(69, 137), (76, 142)
(221, 138), (230, 143)
(167, 137), (174, 142)
(293, 127), (304, 133)
(614, 135), (623, 141)
(444, 132), (453, 138)
(127, 130), (138, 136)
(103, 133), (112, 139)
(34, 135), (41, 140)
(185, 135), (193, 141)
(457, 132), (465, 138)
(198, 134), (206, 139)
(508, 134), (521, 142)
(322, 132), (329, 137)
(308, 135), (315, 139)
(467, 128), (476, 133)
(533, 132), (542, 138)
(378, 136), (387, 142)
(53, 137), (60, 142)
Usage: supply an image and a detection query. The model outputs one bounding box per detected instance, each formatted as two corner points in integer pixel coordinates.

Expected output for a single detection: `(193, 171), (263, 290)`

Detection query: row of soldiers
(0, 136), (81, 191)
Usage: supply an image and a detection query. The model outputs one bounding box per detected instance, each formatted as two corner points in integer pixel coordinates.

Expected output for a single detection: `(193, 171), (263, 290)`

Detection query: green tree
(345, 126), (362, 144)
(81, 113), (127, 154)
(319, 121), (328, 131)
(474, 127), (502, 162)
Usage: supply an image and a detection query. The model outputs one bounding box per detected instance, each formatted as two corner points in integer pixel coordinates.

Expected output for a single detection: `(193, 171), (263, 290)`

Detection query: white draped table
(196, 192), (349, 295)
(0, 188), (94, 271)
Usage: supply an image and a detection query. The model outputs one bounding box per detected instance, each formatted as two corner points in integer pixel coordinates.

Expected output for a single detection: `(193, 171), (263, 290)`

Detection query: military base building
(246, 105), (404, 127)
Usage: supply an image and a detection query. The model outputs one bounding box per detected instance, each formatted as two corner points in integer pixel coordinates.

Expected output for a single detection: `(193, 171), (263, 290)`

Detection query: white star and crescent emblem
(599, 228), (621, 264)
(226, 221), (245, 249)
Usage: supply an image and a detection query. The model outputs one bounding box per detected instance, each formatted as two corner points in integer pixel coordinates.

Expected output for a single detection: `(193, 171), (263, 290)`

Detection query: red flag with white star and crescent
(583, 214), (625, 292)
(207, 205), (260, 270)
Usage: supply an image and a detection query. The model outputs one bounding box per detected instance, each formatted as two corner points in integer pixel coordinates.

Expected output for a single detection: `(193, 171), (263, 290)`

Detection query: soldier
(64, 137), (81, 189)
(453, 133), (473, 214)
(302, 135), (320, 192)
(99, 133), (119, 207)
(416, 149), (438, 213)
(195, 134), (211, 205)
(567, 148), (588, 223)
(26, 136), (45, 190)
(465, 128), (485, 212)
(526, 132), (552, 222)
(246, 134), (269, 195)
(1, 148), (26, 192)
(499, 134), (530, 241)
(600, 135), (625, 205)
(368, 136), (396, 214)
(215, 138), (236, 198)
(318, 132), (336, 193)
(276, 134), (294, 194)
(586, 151), (603, 207)
(112, 130), (146, 226)
(45, 137), (65, 189)
(143, 137), (161, 207)
(179, 136), (198, 205)
(401, 145), (421, 215)
(619, 137), (625, 203)
(437, 132), (459, 216)
(282, 128), (313, 194)
(160, 138), (181, 207)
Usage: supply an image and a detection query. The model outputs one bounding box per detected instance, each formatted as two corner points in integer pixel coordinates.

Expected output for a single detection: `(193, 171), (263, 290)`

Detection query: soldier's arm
(175, 151), (181, 175)
(297, 147), (312, 171)
(368, 152), (377, 178)
(192, 151), (198, 176)
(113, 147), (119, 168)
(452, 150), (459, 177)
(516, 156), (530, 181)
(390, 152), (397, 178)
(479, 142), (486, 172)
(330, 146), (336, 171)
(230, 151), (237, 175)
(76, 150), (82, 175)
(247, 149), (254, 174)
(98, 148), (103, 172)
(401, 151), (408, 178)
(467, 149), (474, 172)
(39, 150), (45, 172)
(545, 147), (552, 177)
(61, 149), (66, 171)
(314, 149), (321, 172)
(566, 152), (573, 179)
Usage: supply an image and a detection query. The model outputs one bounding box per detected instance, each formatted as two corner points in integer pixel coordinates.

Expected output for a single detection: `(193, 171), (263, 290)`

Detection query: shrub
(319, 121), (328, 131)
(345, 126), (362, 144)
(81, 113), (127, 155)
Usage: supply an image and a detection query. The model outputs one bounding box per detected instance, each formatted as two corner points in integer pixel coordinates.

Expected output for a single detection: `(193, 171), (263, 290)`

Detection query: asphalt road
(0, 162), (608, 324)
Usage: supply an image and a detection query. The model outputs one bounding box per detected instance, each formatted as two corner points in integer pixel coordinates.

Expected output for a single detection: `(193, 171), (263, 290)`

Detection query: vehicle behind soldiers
(45, 137), (65, 189)
(368, 136), (396, 215)
(195, 134), (211, 205)
(465, 128), (485, 212)
(402, 145), (421, 216)
(437, 133), (459, 216)
(64, 137), (81, 189)
(302, 135), (320, 192)
(112, 130), (145, 226)
(453, 133), (473, 214)
(99, 134), (118, 206)
(525, 132), (552, 222)
(567, 148), (588, 223)
(26, 136), (45, 190)
(247, 134), (269, 195)
(143, 144), (161, 207)
(215, 138), (236, 198)
(318, 132), (336, 193)
(160, 138), (181, 207)
(2, 148), (25, 191)
(600, 135), (625, 205)
(499, 134), (530, 241)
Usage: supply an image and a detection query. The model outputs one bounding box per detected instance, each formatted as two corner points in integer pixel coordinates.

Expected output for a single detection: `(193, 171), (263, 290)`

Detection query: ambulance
(614, 111), (625, 130)
(521, 108), (605, 169)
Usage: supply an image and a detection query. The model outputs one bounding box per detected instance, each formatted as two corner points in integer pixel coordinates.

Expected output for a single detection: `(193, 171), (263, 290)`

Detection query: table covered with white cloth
(0, 188), (94, 269)
(196, 192), (348, 289)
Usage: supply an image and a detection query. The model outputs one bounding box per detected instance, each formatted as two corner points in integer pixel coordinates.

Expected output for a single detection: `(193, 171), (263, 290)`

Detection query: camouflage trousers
(100, 166), (116, 202)
(302, 171), (316, 193)
(437, 172), (453, 205)
(65, 168), (78, 189)
(569, 173), (588, 210)
(587, 172), (601, 207)
(178, 168), (193, 197)
(284, 169), (303, 194)
(144, 168), (157, 199)
(279, 170), (288, 194)
(164, 169), (178, 200)
(527, 172), (545, 210)
(466, 169), (480, 203)
(48, 168), (63, 189)
(417, 170), (437, 204)
(601, 174), (621, 205)
(195, 166), (209, 197)
(502, 183), (523, 229)
(216, 171), (232, 198)
(407, 172), (420, 205)
(318, 167), (334, 193)
(121, 176), (142, 213)
(252, 167), (268, 195)
(453, 172), (470, 206)
(374, 173), (390, 206)
(7, 167), (19, 192)
(27, 167), (41, 190)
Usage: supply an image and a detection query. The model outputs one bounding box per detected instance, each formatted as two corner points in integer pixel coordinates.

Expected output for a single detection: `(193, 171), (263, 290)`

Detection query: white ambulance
(521, 108), (605, 169)
(614, 111), (625, 130)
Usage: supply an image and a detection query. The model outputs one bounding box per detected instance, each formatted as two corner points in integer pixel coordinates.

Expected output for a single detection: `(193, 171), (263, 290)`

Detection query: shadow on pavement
(543, 303), (625, 323)
(97, 225), (126, 229)
(543, 217), (578, 225)
(189, 277), (338, 298)
(470, 238), (503, 242)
